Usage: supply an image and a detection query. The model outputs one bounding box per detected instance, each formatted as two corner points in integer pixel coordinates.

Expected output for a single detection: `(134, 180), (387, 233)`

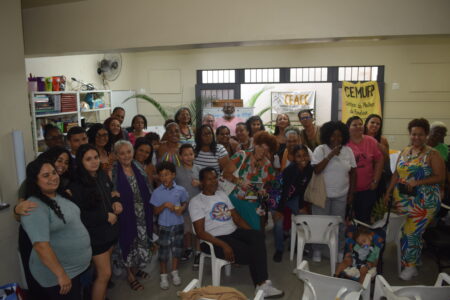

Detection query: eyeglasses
(96, 133), (109, 138)
(300, 116), (312, 121)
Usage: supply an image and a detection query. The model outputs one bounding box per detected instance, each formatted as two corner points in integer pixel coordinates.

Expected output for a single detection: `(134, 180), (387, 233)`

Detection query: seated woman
(189, 167), (284, 299)
(21, 158), (91, 300)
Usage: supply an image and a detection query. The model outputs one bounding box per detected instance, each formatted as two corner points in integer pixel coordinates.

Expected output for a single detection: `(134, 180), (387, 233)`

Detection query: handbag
(304, 146), (327, 208)
(218, 152), (245, 195)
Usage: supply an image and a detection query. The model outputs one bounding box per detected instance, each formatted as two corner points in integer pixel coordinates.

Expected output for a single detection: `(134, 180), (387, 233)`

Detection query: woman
(111, 140), (153, 291)
(311, 121), (357, 262)
(104, 116), (125, 147)
(298, 109), (321, 151)
(216, 125), (238, 156)
(194, 125), (230, 174)
(246, 115), (265, 137)
(235, 122), (253, 151)
(14, 147), (73, 300)
(134, 137), (156, 187)
(347, 116), (384, 224)
(175, 107), (195, 145)
(128, 114), (148, 145)
(21, 159), (91, 300)
(272, 145), (313, 262)
(87, 123), (114, 174)
(223, 131), (278, 230)
(273, 114), (290, 158)
(274, 127), (312, 171)
(70, 144), (122, 300)
(364, 114), (391, 200)
(158, 122), (182, 166)
(384, 118), (444, 280)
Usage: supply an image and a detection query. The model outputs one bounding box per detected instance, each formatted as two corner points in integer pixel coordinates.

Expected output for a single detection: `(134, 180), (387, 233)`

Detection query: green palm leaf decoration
(246, 86), (273, 107)
(123, 94), (170, 121)
(258, 106), (271, 117)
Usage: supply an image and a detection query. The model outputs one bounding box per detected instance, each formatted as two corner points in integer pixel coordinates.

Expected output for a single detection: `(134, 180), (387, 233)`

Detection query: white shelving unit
(30, 90), (111, 153)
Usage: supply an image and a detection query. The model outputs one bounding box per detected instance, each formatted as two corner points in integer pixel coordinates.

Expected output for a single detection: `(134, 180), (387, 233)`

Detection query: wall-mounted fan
(97, 53), (122, 81)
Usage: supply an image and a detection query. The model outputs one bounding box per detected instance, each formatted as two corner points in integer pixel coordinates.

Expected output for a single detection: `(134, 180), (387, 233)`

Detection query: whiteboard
(111, 90), (138, 128)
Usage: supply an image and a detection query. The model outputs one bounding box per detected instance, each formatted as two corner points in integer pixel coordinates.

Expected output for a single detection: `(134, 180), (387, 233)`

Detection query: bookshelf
(30, 90), (112, 153)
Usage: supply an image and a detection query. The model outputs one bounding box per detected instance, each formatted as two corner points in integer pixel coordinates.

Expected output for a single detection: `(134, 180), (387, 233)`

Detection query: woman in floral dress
(223, 131), (278, 230)
(385, 118), (445, 280)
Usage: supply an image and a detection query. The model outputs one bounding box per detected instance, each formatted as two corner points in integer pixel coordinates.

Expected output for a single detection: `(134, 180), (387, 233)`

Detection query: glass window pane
(263, 69), (268, 82)
(218, 70), (224, 83)
(338, 67), (344, 81)
(202, 71), (208, 83)
(217, 89), (223, 99)
(372, 67), (378, 81)
(345, 67), (352, 81)
(303, 68), (309, 82)
(322, 68), (328, 81)
(230, 70), (235, 83)
(244, 69), (250, 82)
(274, 69), (280, 82)
(212, 71), (218, 83)
(290, 69), (296, 82)
(229, 89), (234, 99)
(297, 68), (303, 82)
(251, 69), (257, 83)
(308, 68), (314, 82)
(315, 68), (322, 81)
(268, 69), (274, 82)
(351, 67), (358, 81)
(256, 69), (262, 82)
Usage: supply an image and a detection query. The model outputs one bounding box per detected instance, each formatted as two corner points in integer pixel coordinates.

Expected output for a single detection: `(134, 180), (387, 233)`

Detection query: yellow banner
(342, 81), (381, 123)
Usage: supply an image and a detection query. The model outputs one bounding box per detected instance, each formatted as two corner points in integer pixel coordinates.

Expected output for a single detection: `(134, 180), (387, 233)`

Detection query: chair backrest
(384, 213), (406, 243)
(293, 215), (342, 244)
(297, 261), (362, 300)
(395, 286), (450, 300)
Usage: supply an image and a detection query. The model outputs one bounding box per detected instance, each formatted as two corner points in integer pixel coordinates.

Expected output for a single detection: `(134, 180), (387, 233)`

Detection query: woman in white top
(311, 121), (357, 262)
(194, 125), (230, 174)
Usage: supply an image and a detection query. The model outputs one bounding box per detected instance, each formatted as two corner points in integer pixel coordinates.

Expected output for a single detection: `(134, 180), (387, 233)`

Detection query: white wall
(26, 37), (450, 150)
(0, 0), (33, 285)
(22, 0), (450, 56)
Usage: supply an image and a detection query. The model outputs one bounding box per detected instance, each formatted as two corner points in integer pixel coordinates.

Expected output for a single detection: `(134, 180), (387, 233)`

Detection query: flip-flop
(129, 279), (144, 291)
(135, 270), (150, 280)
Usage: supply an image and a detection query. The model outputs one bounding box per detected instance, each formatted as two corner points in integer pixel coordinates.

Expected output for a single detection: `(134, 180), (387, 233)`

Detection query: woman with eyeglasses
(87, 123), (114, 175)
(298, 109), (321, 151)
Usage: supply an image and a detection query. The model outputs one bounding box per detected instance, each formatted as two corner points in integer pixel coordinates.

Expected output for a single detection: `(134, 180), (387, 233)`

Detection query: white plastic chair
(354, 212), (406, 276)
(297, 260), (371, 300)
(192, 226), (231, 286)
(373, 273), (450, 300)
(290, 215), (342, 275)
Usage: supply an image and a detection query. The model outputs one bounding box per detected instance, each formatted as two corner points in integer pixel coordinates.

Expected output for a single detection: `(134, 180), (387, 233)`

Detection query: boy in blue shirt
(150, 161), (188, 290)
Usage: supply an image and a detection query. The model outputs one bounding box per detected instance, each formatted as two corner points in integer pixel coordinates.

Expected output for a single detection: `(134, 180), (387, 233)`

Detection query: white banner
(271, 91), (315, 113)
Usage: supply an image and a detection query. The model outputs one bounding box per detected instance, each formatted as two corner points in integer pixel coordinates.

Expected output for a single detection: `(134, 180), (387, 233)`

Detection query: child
(175, 144), (202, 268)
(145, 132), (161, 166)
(150, 161), (189, 290)
(272, 144), (313, 262)
(335, 227), (380, 283)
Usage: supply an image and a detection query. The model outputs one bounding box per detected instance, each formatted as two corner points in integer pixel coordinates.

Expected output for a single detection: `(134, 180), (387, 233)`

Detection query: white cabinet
(30, 90), (111, 153)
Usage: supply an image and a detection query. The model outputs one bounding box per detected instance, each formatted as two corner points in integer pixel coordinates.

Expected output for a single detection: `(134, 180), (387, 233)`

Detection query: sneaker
(255, 280), (284, 299)
(273, 251), (283, 263)
(192, 253), (201, 270)
(399, 266), (418, 281)
(171, 270), (181, 286)
(180, 248), (193, 263)
(160, 274), (169, 290)
(312, 250), (322, 262)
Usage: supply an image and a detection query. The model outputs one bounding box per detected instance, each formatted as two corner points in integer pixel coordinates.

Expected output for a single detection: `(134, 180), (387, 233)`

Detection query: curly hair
(87, 123), (110, 152)
(194, 125), (218, 156)
(408, 118), (430, 135)
(253, 131), (278, 154)
(320, 121), (350, 146)
(174, 107), (192, 125)
(364, 114), (383, 142)
(246, 116), (265, 137)
(25, 159), (66, 223)
(134, 137), (153, 165)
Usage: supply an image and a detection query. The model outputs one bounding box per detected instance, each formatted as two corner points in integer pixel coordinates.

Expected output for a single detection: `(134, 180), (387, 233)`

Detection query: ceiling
(22, 0), (85, 9)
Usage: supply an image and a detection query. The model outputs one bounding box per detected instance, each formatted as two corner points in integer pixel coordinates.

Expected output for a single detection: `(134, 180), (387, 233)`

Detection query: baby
(335, 227), (380, 283)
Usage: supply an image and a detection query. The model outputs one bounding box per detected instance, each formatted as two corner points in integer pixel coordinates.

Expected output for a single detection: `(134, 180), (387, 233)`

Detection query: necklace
(406, 145), (425, 161)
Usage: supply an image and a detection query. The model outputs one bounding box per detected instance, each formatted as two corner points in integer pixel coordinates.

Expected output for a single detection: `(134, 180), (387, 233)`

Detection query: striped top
(194, 144), (228, 173)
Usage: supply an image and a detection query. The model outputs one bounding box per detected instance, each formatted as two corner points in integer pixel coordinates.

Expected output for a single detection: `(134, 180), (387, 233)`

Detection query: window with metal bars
(338, 66), (378, 81)
(289, 67), (328, 82)
(201, 70), (236, 84)
(244, 68), (280, 83)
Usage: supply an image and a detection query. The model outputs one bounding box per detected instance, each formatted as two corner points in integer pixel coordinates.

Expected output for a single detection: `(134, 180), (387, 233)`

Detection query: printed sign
(342, 81), (381, 122)
(271, 91), (315, 114)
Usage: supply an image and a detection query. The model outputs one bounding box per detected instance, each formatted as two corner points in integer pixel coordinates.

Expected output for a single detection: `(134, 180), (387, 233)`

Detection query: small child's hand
(165, 202), (175, 211)
(191, 179), (200, 187)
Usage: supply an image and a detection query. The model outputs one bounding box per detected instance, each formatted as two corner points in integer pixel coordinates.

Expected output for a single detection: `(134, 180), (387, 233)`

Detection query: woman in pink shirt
(346, 116), (384, 224)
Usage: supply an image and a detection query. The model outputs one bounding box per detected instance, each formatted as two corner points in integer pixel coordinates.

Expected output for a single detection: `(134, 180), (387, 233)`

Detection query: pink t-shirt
(347, 135), (382, 192)
(214, 116), (245, 136)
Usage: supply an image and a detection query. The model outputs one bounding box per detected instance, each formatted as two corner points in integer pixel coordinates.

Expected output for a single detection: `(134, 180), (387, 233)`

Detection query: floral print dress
(393, 146), (440, 267)
(229, 150), (275, 230)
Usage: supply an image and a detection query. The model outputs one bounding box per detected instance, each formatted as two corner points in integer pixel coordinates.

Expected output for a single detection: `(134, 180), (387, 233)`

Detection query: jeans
(272, 196), (301, 252)
(311, 195), (347, 253)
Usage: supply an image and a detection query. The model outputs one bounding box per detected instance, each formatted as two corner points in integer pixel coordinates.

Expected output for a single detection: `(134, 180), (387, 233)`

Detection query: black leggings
(201, 228), (268, 286)
(353, 189), (377, 224)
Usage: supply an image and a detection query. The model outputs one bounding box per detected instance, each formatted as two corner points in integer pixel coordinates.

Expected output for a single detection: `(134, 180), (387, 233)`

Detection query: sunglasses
(300, 116), (312, 121)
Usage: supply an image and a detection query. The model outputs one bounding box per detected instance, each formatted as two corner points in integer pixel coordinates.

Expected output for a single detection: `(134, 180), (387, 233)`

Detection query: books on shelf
(61, 94), (77, 112)
(33, 94), (63, 114)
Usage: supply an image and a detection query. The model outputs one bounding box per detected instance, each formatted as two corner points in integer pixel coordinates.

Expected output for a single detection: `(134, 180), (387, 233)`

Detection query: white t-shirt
(189, 190), (237, 237)
(194, 144), (228, 174)
(311, 144), (357, 198)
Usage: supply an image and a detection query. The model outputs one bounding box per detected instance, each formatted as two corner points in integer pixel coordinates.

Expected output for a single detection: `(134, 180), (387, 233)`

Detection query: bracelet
(13, 204), (19, 216)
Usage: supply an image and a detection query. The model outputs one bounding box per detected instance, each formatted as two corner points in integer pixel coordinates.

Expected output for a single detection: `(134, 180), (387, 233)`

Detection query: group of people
(13, 103), (448, 299)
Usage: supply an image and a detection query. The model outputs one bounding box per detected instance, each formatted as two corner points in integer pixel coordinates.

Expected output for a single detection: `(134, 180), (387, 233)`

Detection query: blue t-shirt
(150, 183), (188, 226)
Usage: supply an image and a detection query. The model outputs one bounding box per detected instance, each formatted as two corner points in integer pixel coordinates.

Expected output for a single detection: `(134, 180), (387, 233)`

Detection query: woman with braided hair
(21, 158), (91, 300)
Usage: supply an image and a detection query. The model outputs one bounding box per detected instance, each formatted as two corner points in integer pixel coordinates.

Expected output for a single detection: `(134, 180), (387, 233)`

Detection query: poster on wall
(271, 91), (315, 114)
(341, 81), (381, 122)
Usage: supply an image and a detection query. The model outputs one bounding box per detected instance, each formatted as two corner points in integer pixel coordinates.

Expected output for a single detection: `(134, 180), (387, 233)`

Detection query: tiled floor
(107, 227), (442, 300)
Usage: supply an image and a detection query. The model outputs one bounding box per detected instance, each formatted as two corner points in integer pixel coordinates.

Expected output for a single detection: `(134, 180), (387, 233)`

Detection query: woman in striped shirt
(193, 125), (230, 174)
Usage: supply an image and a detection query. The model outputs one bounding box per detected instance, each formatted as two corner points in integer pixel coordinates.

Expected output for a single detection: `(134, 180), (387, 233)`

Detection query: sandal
(129, 279), (144, 291)
(135, 270), (150, 280)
